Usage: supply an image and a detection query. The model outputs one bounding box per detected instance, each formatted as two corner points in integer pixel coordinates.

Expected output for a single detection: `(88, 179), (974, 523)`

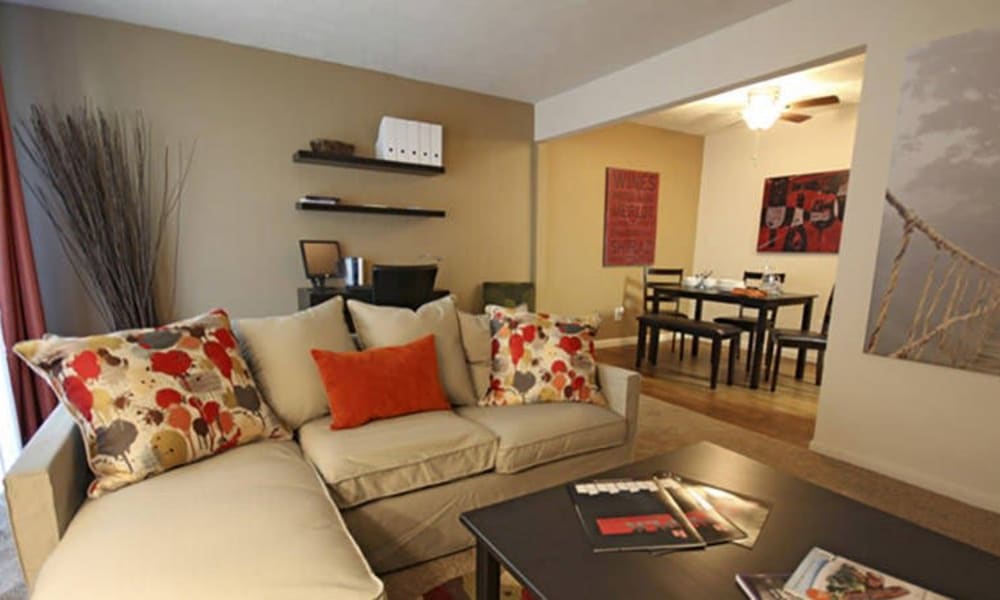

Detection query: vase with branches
(17, 104), (193, 330)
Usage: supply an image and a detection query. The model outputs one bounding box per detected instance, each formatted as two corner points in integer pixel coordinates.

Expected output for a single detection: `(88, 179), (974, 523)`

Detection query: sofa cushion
(311, 335), (450, 429)
(31, 440), (384, 600)
(299, 411), (497, 507)
(458, 311), (491, 399)
(457, 403), (626, 474)
(348, 296), (478, 406)
(458, 311), (492, 363)
(236, 296), (356, 430)
(13, 309), (290, 497)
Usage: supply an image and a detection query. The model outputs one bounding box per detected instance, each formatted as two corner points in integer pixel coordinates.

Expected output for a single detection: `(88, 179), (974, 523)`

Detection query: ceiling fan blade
(786, 95), (840, 110)
(780, 112), (812, 123)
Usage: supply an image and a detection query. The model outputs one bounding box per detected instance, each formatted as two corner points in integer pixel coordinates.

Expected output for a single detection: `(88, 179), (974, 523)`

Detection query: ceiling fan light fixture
(742, 86), (782, 131)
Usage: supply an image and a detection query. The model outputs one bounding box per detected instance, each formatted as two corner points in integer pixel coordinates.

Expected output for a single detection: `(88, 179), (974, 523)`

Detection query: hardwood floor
(597, 341), (819, 447)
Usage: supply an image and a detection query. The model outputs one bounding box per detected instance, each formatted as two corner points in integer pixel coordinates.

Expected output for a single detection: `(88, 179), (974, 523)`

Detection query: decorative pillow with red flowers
(13, 309), (290, 497)
(481, 305), (605, 407)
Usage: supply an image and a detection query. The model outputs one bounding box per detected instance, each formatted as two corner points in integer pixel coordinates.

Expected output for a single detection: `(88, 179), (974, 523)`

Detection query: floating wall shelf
(296, 200), (445, 218)
(292, 150), (445, 176)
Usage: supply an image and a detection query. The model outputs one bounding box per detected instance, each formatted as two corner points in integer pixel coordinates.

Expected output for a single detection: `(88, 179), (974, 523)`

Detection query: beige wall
(536, 123), (703, 339)
(534, 0), (1000, 512)
(0, 4), (533, 335)
(694, 106), (858, 331)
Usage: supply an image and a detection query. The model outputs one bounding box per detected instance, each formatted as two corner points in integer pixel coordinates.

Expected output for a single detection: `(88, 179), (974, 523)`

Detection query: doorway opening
(584, 54), (865, 446)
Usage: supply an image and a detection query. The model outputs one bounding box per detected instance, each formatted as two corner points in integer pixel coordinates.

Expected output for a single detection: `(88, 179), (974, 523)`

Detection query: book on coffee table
(784, 547), (952, 599)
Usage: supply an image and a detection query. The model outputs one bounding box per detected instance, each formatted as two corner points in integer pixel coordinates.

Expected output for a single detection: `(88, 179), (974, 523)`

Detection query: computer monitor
(299, 240), (342, 288)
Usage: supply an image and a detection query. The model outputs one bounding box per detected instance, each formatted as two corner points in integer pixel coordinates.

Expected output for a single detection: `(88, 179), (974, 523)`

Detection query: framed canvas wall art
(757, 169), (849, 253)
(864, 29), (1000, 377)
(603, 167), (659, 266)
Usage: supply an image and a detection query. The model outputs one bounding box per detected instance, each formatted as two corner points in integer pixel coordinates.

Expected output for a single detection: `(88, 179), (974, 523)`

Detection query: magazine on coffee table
(653, 474), (747, 546)
(784, 547), (952, 599)
(567, 475), (748, 553)
(735, 573), (795, 600)
(669, 474), (772, 549)
(568, 478), (707, 552)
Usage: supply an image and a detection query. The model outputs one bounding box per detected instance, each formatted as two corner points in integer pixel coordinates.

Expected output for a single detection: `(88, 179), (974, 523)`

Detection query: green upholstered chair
(482, 281), (535, 311)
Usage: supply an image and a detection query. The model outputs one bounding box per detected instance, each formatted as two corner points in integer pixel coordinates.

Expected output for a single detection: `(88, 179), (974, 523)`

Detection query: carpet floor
(0, 496), (27, 600)
(2, 396), (997, 599)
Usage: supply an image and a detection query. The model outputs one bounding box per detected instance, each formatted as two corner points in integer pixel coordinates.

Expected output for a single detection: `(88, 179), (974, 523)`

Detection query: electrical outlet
(613, 306), (625, 321)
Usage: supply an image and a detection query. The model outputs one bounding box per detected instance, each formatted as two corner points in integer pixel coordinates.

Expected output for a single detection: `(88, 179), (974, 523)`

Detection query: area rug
(0, 496), (27, 600)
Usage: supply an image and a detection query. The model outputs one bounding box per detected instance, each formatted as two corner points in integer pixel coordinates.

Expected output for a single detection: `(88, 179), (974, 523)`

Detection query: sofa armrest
(3, 406), (90, 590)
(596, 363), (640, 445)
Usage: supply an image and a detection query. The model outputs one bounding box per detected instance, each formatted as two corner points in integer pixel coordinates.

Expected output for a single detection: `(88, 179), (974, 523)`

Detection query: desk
(647, 284), (816, 389)
(297, 286), (450, 310)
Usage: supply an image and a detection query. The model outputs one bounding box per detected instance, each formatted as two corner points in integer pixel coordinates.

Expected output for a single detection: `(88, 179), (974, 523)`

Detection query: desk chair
(766, 288), (834, 391)
(371, 264), (438, 310)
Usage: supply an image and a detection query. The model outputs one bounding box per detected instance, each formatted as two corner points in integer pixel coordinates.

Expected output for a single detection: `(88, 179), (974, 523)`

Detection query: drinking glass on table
(760, 265), (782, 295)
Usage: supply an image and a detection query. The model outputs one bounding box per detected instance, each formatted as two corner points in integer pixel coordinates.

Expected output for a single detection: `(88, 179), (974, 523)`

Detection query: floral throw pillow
(481, 305), (605, 407)
(14, 309), (290, 497)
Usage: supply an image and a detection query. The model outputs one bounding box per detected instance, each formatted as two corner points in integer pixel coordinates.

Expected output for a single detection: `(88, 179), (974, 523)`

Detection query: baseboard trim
(594, 336), (640, 349)
(808, 439), (1000, 513)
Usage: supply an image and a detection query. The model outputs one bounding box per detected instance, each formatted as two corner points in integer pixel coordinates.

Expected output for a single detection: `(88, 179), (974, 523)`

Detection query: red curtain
(0, 66), (56, 442)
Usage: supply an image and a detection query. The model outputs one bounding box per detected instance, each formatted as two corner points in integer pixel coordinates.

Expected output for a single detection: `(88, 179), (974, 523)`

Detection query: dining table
(646, 283), (817, 389)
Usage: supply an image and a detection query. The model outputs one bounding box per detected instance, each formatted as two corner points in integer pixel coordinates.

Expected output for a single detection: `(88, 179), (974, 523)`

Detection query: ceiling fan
(778, 95), (841, 122)
(741, 86), (840, 130)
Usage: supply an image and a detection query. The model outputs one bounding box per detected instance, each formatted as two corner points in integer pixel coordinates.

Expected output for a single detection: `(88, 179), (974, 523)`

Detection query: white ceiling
(632, 54), (866, 135)
(12, 0), (790, 102)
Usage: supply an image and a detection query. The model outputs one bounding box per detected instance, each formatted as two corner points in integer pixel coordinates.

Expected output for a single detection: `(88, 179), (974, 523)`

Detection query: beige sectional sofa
(4, 300), (639, 598)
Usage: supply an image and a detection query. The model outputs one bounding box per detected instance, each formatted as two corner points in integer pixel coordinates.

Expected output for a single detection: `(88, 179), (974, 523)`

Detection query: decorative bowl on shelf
(309, 138), (355, 156)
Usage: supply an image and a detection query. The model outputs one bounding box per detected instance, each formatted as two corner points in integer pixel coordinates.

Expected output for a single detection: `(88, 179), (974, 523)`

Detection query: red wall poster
(757, 169), (849, 253)
(603, 167), (659, 266)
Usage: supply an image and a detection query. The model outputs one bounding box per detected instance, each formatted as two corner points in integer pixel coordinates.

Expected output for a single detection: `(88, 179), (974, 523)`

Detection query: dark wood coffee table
(460, 443), (999, 599)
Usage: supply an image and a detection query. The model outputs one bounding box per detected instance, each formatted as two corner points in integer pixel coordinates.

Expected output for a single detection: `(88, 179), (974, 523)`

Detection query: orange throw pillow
(310, 334), (450, 429)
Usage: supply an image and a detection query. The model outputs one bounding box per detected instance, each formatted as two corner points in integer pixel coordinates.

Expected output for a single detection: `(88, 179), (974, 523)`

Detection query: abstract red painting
(603, 167), (659, 266)
(757, 169), (849, 253)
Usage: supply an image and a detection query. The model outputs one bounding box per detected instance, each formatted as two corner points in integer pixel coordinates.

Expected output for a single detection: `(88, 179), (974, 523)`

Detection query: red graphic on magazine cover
(596, 514), (691, 537)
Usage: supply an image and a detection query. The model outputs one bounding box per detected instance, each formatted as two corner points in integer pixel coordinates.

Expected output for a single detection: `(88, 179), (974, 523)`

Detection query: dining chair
(642, 267), (689, 356)
(371, 264), (439, 310)
(714, 270), (786, 369)
(765, 288), (834, 391)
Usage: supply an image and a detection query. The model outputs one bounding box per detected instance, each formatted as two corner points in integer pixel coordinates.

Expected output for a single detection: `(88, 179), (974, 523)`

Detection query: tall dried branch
(16, 103), (193, 330)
